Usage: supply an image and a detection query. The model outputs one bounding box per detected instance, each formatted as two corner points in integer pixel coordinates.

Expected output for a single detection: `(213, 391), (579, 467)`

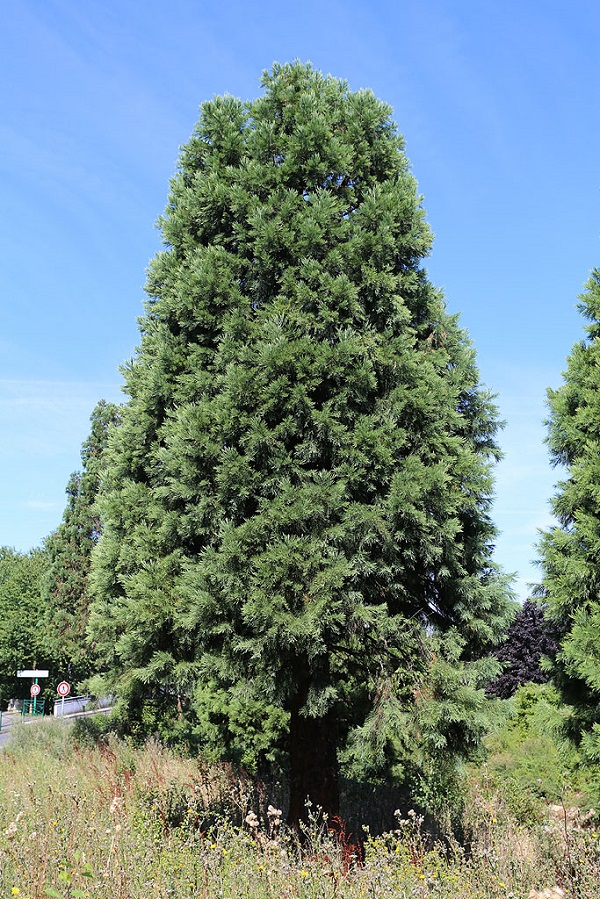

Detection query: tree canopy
(0, 546), (50, 703)
(88, 62), (513, 822)
(487, 599), (557, 699)
(43, 400), (121, 689)
(537, 269), (600, 759)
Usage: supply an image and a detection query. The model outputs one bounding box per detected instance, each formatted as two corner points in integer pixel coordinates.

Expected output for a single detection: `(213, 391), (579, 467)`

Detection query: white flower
(109, 795), (123, 815)
(267, 805), (282, 826)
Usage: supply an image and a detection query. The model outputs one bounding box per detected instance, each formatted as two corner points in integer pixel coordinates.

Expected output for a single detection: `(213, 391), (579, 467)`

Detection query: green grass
(0, 716), (599, 898)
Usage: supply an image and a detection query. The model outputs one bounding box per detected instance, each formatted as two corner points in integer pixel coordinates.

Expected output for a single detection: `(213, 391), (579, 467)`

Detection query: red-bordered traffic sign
(30, 683), (41, 697)
(57, 681), (71, 697)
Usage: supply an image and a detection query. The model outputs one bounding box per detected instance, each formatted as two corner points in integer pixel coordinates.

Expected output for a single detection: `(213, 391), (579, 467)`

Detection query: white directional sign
(17, 670), (49, 678)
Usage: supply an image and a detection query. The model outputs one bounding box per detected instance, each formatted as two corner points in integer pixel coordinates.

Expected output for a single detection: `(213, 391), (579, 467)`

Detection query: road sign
(17, 670), (49, 678)
(57, 681), (70, 697)
(30, 683), (41, 697)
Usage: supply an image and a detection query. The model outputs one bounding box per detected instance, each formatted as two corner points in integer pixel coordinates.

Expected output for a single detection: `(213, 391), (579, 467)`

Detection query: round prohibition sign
(30, 683), (41, 697)
(57, 681), (70, 697)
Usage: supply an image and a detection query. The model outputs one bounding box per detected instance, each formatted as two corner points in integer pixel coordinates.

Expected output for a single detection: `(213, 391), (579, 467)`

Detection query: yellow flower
(498, 882), (506, 889)
(12, 889), (21, 896)
(301, 870), (309, 878)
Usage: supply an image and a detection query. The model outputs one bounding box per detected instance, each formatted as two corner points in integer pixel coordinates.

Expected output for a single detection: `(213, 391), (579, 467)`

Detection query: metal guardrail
(53, 695), (113, 717)
(53, 695), (91, 717)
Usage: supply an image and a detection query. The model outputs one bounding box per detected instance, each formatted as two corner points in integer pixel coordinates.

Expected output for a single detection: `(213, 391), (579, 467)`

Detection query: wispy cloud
(0, 379), (122, 458)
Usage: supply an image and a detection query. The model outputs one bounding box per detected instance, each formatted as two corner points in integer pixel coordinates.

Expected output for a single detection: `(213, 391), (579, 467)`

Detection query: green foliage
(0, 545), (50, 703)
(43, 401), (121, 690)
(71, 709), (117, 748)
(44, 850), (94, 899)
(342, 630), (503, 827)
(537, 269), (600, 763)
(479, 683), (587, 823)
(89, 62), (513, 816)
(192, 682), (289, 771)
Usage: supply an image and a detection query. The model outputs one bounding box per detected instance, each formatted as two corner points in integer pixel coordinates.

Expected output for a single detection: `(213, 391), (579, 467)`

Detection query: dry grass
(1, 717), (599, 898)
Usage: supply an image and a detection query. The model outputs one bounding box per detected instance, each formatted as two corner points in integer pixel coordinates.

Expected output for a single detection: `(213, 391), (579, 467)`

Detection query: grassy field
(0, 717), (598, 898)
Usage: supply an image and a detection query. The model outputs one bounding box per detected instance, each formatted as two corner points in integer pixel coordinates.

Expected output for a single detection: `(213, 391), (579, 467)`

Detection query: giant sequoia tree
(537, 270), (600, 759)
(89, 63), (512, 821)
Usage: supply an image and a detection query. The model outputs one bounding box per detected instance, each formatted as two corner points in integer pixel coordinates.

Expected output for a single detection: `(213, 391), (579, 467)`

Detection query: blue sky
(1, 0), (599, 600)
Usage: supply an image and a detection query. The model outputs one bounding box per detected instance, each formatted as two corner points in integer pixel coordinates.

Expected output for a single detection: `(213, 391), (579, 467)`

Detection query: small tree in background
(0, 547), (50, 704)
(43, 400), (121, 689)
(537, 269), (600, 759)
(89, 62), (513, 824)
(487, 599), (557, 699)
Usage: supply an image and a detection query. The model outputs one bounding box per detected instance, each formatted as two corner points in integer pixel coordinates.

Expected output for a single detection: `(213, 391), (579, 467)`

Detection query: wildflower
(267, 805), (282, 826)
(11, 889), (20, 896)
(109, 795), (123, 815)
(245, 811), (259, 829)
(5, 822), (18, 840)
(301, 871), (309, 878)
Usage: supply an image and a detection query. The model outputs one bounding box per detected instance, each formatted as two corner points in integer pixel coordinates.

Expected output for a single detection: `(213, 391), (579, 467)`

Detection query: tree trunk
(287, 691), (340, 829)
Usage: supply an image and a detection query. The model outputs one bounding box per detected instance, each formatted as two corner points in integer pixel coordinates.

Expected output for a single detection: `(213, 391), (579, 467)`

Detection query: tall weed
(0, 715), (599, 898)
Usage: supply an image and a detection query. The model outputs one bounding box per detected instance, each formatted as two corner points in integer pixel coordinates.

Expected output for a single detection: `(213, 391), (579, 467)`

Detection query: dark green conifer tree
(43, 400), (120, 688)
(89, 62), (512, 822)
(537, 270), (600, 760)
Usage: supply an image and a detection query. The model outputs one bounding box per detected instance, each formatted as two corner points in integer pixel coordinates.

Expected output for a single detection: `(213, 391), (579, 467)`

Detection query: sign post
(57, 681), (70, 717)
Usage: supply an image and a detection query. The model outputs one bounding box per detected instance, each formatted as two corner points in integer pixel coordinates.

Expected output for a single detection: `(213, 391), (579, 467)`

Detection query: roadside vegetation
(1, 706), (599, 899)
